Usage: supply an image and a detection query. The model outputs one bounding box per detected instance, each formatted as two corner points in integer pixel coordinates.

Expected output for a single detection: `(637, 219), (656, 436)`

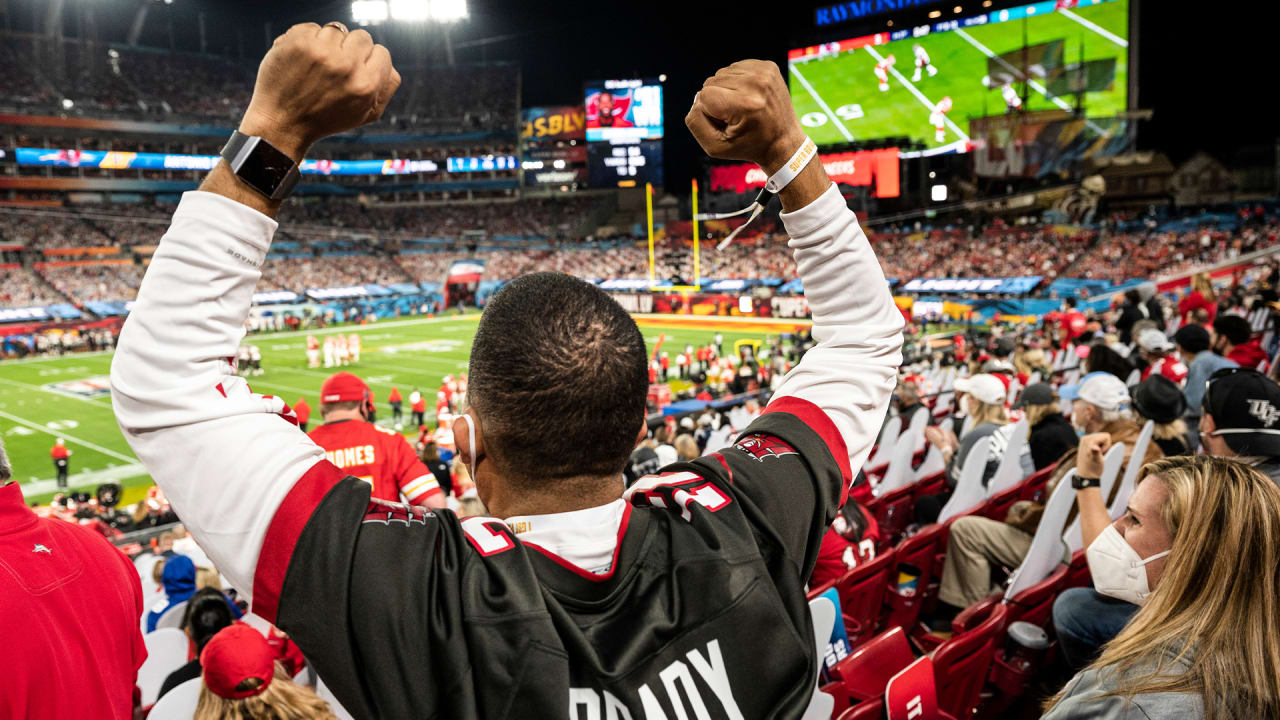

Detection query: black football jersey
(275, 399), (849, 719)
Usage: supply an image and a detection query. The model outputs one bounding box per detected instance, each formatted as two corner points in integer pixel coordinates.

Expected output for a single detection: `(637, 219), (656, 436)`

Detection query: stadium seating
(147, 678), (201, 720)
(137, 628), (189, 707)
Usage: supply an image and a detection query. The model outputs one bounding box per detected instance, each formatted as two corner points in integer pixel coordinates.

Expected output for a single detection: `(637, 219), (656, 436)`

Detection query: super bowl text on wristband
(1072, 475), (1101, 490)
(220, 131), (302, 201)
(765, 136), (818, 194)
(695, 136), (817, 251)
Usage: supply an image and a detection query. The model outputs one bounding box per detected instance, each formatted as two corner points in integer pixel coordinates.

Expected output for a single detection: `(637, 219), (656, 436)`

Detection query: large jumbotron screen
(788, 0), (1130, 153)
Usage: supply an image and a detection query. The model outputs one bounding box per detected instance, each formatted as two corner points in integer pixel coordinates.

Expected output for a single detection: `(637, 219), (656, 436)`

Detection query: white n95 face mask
(1085, 524), (1171, 606)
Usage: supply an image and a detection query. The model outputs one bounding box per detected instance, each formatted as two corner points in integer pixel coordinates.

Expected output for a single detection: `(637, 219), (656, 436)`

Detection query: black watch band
(1072, 475), (1101, 490)
(220, 131), (301, 201)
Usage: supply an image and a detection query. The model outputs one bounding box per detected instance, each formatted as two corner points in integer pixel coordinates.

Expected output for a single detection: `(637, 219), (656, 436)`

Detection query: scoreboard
(584, 78), (664, 187)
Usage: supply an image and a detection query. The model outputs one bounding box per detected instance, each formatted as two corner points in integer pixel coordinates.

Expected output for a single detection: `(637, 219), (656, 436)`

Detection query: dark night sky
(15, 0), (1279, 186)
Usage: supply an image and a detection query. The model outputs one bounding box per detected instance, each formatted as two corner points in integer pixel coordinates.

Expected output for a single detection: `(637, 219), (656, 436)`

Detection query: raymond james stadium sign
(816, 0), (938, 26)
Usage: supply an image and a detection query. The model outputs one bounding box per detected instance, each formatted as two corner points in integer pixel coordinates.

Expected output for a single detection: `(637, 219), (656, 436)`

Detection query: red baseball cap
(201, 623), (276, 700)
(320, 371), (369, 404)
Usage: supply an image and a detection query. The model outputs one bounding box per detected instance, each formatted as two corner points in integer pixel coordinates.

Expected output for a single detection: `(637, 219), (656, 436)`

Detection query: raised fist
(239, 22), (401, 162)
(685, 60), (806, 175)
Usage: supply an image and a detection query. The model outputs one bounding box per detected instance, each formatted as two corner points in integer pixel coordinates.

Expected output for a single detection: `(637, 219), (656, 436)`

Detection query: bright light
(553, 159), (566, 169)
(928, 9), (941, 17)
(521, 160), (543, 170)
(430, 0), (468, 21)
(61, 98), (74, 110)
(953, 5), (962, 12)
(738, 296), (753, 313)
(931, 184), (948, 202)
(658, 73), (667, 82)
(389, 0), (429, 21)
(928, 171), (936, 178)
(352, 0), (389, 24)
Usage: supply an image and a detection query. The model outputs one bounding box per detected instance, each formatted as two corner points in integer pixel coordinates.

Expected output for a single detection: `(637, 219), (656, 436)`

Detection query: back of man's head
(1212, 314), (1252, 347)
(183, 588), (234, 652)
(468, 272), (648, 483)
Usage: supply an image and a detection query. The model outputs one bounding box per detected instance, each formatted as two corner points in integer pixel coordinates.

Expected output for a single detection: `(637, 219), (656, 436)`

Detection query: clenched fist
(239, 22), (401, 163)
(685, 60), (806, 175)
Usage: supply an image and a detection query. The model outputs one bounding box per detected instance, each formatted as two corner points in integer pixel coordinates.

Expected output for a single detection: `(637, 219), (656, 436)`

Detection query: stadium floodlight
(931, 184), (948, 202)
(429, 0), (468, 22)
(61, 98), (74, 110)
(658, 74), (667, 82)
(352, 0), (389, 25)
(389, 0), (430, 21)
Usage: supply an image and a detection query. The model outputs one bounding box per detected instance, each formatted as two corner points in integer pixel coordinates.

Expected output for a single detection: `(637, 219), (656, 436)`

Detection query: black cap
(1130, 375), (1187, 424)
(1013, 383), (1055, 409)
(992, 336), (1016, 358)
(1204, 368), (1280, 456)
(1173, 323), (1210, 354)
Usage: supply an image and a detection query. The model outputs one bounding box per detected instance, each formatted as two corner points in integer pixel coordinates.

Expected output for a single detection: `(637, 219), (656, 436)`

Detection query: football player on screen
(1002, 83), (1023, 112)
(874, 54), (896, 92)
(911, 44), (938, 82)
(930, 96), (952, 143)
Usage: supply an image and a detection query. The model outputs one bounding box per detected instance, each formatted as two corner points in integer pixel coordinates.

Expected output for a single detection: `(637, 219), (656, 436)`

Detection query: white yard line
(1058, 7), (1128, 47)
(954, 28), (1107, 135)
(790, 63), (855, 142)
(0, 407), (137, 462)
(863, 46), (970, 141)
(22, 463), (149, 495)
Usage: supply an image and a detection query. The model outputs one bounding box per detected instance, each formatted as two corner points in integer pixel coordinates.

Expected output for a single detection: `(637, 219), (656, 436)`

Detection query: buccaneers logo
(734, 434), (799, 462)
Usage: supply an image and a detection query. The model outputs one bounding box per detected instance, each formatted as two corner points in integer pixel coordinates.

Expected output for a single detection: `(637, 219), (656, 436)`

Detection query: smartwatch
(1072, 475), (1101, 490)
(220, 131), (301, 201)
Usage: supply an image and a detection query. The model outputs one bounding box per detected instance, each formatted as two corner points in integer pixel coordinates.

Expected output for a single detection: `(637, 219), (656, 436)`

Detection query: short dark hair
(1064, 297), (1077, 309)
(1085, 344), (1133, 381)
(1212, 314), (1253, 346)
(321, 400), (362, 416)
(182, 588), (234, 652)
(468, 272), (648, 482)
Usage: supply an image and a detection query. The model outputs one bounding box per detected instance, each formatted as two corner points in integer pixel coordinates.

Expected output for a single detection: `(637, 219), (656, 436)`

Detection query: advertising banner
(900, 276), (1042, 294)
(521, 106), (586, 142)
(710, 148), (899, 198)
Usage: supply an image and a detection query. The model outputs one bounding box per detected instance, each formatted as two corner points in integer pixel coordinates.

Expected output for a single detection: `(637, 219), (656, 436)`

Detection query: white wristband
(764, 136), (818, 193)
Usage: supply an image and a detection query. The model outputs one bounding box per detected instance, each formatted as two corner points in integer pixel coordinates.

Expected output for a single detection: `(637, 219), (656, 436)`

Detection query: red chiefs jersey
(307, 336), (319, 350)
(1141, 356), (1189, 385)
(307, 420), (442, 506)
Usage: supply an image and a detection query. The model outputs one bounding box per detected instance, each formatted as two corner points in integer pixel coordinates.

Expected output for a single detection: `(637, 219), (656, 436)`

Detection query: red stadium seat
(828, 626), (913, 701)
(931, 604), (1009, 719)
(884, 523), (948, 632)
(866, 487), (915, 549)
(834, 549), (896, 647)
(1003, 563), (1071, 628)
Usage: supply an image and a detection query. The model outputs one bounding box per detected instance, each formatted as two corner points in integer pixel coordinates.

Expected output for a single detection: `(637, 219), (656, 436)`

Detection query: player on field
(334, 334), (349, 366)
(305, 372), (445, 509)
(931, 95), (953, 143)
(1002, 83), (1023, 112)
(306, 334), (320, 368)
(348, 333), (361, 363)
(874, 53), (896, 92)
(322, 335), (335, 368)
(111, 34), (901, 719)
(911, 44), (937, 82)
(249, 345), (262, 376)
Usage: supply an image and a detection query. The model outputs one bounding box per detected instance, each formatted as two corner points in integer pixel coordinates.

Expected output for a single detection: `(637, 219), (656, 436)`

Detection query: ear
(635, 416), (650, 447)
(1201, 413), (1216, 434)
(455, 412), (484, 466)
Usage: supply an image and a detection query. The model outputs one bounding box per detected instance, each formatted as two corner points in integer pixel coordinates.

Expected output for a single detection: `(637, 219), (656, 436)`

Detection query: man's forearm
(770, 166), (905, 478)
(1076, 487), (1111, 556)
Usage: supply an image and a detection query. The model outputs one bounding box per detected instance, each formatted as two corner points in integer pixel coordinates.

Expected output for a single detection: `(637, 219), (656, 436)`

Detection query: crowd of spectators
(261, 255), (410, 290)
(0, 33), (515, 132)
(39, 263), (146, 303)
(0, 212), (115, 249)
(0, 267), (66, 306)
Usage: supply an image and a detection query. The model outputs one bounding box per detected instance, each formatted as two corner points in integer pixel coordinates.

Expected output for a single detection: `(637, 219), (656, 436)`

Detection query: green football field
(0, 313), (800, 507)
(789, 0), (1128, 150)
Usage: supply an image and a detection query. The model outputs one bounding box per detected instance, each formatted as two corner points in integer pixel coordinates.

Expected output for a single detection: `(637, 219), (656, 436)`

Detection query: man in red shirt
(1, 438), (146, 719)
(1060, 297), (1087, 345)
(388, 386), (403, 428)
(1136, 329), (1189, 385)
(50, 438), (71, 491)
(294, 397), (311, 432)
(307, 372), (445, 508)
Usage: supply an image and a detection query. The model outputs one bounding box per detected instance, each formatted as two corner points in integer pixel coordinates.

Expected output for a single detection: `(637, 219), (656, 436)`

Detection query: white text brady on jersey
(568, 640), (743, 720)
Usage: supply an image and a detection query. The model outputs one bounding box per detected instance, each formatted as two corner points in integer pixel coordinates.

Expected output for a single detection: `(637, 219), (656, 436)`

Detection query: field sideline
(0, 313), (804, 506)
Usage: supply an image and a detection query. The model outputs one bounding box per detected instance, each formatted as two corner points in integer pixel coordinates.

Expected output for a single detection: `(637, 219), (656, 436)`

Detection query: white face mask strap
(1135, 549), (1171, 567)
(458, 414), (478, 481)
(697, 136), (818, 251)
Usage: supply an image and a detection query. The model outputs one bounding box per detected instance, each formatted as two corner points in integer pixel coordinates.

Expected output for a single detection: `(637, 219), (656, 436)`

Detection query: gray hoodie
(1041, 648), (1204, 720)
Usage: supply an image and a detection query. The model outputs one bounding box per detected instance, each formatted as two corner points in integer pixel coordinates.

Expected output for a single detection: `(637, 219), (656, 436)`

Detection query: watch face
(238, 138), (296, 196)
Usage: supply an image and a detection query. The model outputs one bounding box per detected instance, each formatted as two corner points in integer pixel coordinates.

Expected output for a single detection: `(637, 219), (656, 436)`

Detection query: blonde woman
(674, 434), (699, 462)
(1043, 455), (1280, 720)
(194, 624), (338, 720)
(1178, 272), (1217, 325)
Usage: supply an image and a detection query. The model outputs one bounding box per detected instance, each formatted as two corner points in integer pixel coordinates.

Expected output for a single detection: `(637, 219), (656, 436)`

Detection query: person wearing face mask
(1042, 455), (1280, 720)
